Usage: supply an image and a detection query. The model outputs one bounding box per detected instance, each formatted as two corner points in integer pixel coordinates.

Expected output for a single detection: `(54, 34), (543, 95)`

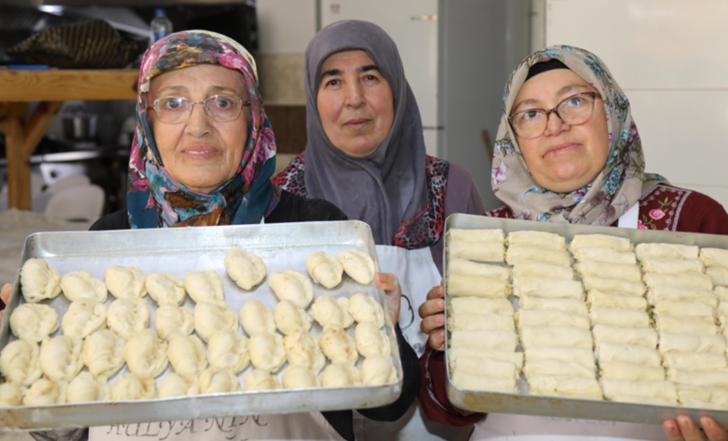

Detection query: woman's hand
(418, 283), (445, 351)
(664, 416), (727, 441)
(374, 273), (401, 326)
(0, 283), (11, 324)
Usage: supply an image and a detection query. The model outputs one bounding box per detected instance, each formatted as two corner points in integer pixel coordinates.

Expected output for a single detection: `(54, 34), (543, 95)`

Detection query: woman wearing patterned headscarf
(418, 46), (728, 441)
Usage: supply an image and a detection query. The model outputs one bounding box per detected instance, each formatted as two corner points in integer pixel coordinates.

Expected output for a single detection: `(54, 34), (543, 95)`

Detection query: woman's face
(316, 49), (395, 158)
(511, 68), (609, 193)
(148, 64), (249, 194)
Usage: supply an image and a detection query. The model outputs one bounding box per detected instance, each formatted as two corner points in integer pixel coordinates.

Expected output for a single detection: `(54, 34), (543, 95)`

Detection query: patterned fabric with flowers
(637, 184), (692, 231)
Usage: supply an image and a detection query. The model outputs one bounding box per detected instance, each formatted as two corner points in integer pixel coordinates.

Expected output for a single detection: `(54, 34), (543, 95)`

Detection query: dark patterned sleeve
(677, 191), (728, 235)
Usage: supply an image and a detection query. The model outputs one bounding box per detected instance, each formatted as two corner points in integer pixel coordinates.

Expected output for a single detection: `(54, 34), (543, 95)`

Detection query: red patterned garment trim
(637, 184), (690, 231)
(484, 206), (513, 219)
(272, 154), (307, 197)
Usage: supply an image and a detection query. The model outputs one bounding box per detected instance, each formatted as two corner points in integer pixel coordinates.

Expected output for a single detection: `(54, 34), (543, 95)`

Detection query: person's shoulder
(641, 183), (728, 234)
(89, 210), (129, 231)
(272, 154), (305, 190)
(266, 190), (347, 223)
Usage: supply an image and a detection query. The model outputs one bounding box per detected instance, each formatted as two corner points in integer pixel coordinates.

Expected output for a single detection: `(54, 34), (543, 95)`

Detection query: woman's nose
(544, 110), (569, 136)
(344, 82), (365, 108)
(185, 102), (213, 136)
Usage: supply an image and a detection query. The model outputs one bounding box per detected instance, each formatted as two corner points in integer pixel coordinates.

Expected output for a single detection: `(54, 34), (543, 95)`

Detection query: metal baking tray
(0, 220), (403, 431)
(444, 213), (728, 426)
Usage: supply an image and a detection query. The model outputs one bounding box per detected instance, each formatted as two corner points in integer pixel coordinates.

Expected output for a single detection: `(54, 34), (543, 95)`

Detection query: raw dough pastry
(61, 298), (107, 339)
(581, 276), (645, 297)
(167, 332), (208, 380)
(662, 352), (726, 370)
(644, 272), (713, 291)
(23, 378), (67, 405)
(20, 258), (62, 303)
(507, 230), (566, 250)
(527, 376), (603, 400)
(306, 251), (344, 289)
(111, 373), (156, 400)
(589, 308), (650, 328)
(447, 258), (510, 281)
(524, 346), (594, 368)
(575, 260), (642, 281)
(320, 363), (361, 387)
(0, 339), (41, 385)
(61, 270), (107, 303)
(587, 290), (647, 311)
(600, 379), (678, 401)
(448, 313), (515, 332)
(248, 331), (286, 372)
(642, 258), (704, 274)
(224, 247), (267, 290)
(448, 274), (510, 298)
(282, 364), (318, 389)
(283, 328), (326, 374)
(595, 343), (661, 366)
(243, 368), (281, 391)
(599, 361), (665, 381)
(592, 324), (658, 348)
(452, 355), (519, 379)
(655, 315), (717, 335)
(447, 228), (504, 242)
(338, 250), (376, 284)
(448, 297), (514, 316)
(511, 262), (574, 281)
(569, 234), (633, 252)
(10, 303), (58, 342)
(146, 273), (186, 305)
(647, 286), (717, 307)
(107, 297), (150, 341)
(355, 322), (390, 358)
(194, 301), (238, 342)
(451, 371), (517, 394)
(701, 248), (728, 268)
(159, 373), (198, 398)
(449, 349), (524, 371)
(361, 353), (397, 385)
(39, 335), (83, 382)
(105, 266), (147, 299)
(517, 296), (587, 315)
(123, 329), (169, 379)
(83, 329), (125, 378)
(208, 329), (250, 374)
(505, 244), (571, 267)
(273, 299), (312, 335)
(450, 330), (518, 352)
(0, 382), (25, 407)
(519, 327), (592, 350)
(448, 241), (505, 263)
(655, 301), (716, 319)
(572, 247), (636, 265)
(155, 303), (194, 341)
(512, 277), (583, 299)
(516, 309), (590, 329)
(184, 270), (225, 304)
(707, 266), (728, 287)
(240, 300), (276, 336)
(348, 293), (385, 328)
(311, 295), (354, 328)
(269, 270), (314, 309)
(319, 324), (358, 365)
(67, 371), (110, 403)
(635, 243), (699, 261)
(523, 359), (595, 379)
(659, 332), (726, 354)
(198, 366), (241, 393)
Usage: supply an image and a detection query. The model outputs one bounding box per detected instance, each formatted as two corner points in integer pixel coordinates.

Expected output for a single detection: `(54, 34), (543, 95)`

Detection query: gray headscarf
(302, 20), (428, 245)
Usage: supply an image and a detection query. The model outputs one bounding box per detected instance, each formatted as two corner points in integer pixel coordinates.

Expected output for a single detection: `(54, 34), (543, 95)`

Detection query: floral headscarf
(491, 45), (664, 225)
(127, 30), (278, 228)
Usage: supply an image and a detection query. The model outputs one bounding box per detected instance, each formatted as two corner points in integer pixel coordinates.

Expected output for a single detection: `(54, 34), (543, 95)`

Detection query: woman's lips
(182, 146), (218, 159)
(543, 142), (580, 158)
(344, 118), (370, 129)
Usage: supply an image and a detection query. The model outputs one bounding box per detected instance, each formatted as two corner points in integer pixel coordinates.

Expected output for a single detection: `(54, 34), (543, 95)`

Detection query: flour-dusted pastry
(448, 297), (514, 316)
(224, 247), (267, 290)
(249, 331), (286, 372)
(243, 368), (281, 391)
(184, 270), (225, 304)
(636, 243), (700, 261)
(447, 241), (504, 263)
(23, 378), (67, 405)
(571, 247), (637, 265)
(701, 248), (728, 268)
(570, 234), (633, 253)
(9, 303), (58, 343)
(83, 329), (125, 378)
(0, 382), (26, 407)
(105, 266), (147, 299)
(320, 324), (359, 365)
(589, 308), (650, 328)
(647, 286), (717, 307)
(599, 361), (665, 381)
(523, 359), (595, 379)
(677, 385), (728, 406)
(575, 260), (642, 282)
(146, 273), (186, 305)
(527, 376), (603, 400)
(155, 302), (194, 341)
(283, 328), (326, 375)
(519, 326), (593, 350)
(198, 366), (241, 393)
(592, 325), (658, 349)
(448, 274), (510, 298)
(61, 298), (107, 339)
(0, 339), (41, 385)
(338, 250), (377, 284)
(311, 295), (354, 328)
(524, 345), (595, 368)
(507, 230), (566, 250)
(451, 355), (519, 380)
(159, 373), (198, 398)
(450, 329), (518, 352)
(448, 313), (515, 332)
(66, 371), (110, 403)
(505, 244), (571, 267)
(595, 343), (662, 366)
(581, 276), (645, 297)
(208, 329), (250, 374)
(107, 297), (150, 341)
(355, 322), (390, 358)
(282, 364), (318, 389)
(447, 228), (505, 243)
(273, 299), (312, 335)
(668, 369), (728, 388)
(110, 373), (156, 400)
(641, 258), (705, 275)
(516, 309), (590, 330)
(655, 301), (716, 320)
(447, 258), (510, 281)
(20, 258), (62, 303)
(511, 262), (575, 280)
(305, 251), (344, 289)
(656, 316), (717, 335)
(167, 332), (208, 380)
(61, 270), (107, 303)
(123, 329), (169, 379)
(361, 353), (397, 386)
(517, 296), (588, 315)
(717, 286), (728, 302)
(448, 349), (524, 371)
(644, 272), (713, 291)
(348, 293), (385, 328)
(240, 299), (276, 337)
(39, 335), (83, 382)
(452, 371), (518, 394)
(707, 266), (728, 287)
(320, 363), (362, 387)
(663, 352), (727, 370)
(194, 301), (238, 342)
(512, 277), (583, 299)
(269, 270), (314, 309)
(587, 290), (647, 311)
(659, 332), (726, 354)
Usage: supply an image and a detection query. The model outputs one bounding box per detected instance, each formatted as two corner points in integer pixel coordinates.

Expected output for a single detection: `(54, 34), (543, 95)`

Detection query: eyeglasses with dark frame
(508, 92), (601, 139)
(148, 95), (251, 124)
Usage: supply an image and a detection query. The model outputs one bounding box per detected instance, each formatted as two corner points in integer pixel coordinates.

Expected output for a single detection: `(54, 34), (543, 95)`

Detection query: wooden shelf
(0, 69), (138, 102)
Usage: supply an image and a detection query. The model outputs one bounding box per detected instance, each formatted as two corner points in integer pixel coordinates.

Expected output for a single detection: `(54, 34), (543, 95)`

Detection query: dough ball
(240, 300), (276, 337)
(361, 353), (397, 385)
(0, 339), (42, 385)
(39, 336), (83, 382)
(349, 293), (385, 328)
(9, 303), (58, 343)
(83, 329), (125, 378)
(243, 369), (281, 391)
(167, 333), (208, 380)
(194, 301), (238, 342)
(146, 273), (186, 305)
(208, 329), (250, 374)
(67, 371), (110, 403)
(105, 266), (147, 299)
(198, 367), (241, 394)
(311, 296), (354, 329)
(107, 297), (150, 341)
(0, 382), (26, 407)
(248, 332), (286, 373)
(61, 270), (107, 303)
(61, 298), (107, 339)
(282, 364), (318, 389)
(269, 270), (314, 309)
(320, 363), (361, 387)
(338, 251), (375, 285)
(283, 328), (326, 375)
(184, 270), (224, 304)
(20, 258), (62, 303)
(306, 251), (343, 289)
(159, 373), (198, 398)
(273, 299), (312, 335)
(111, 373), (156, 400)
(155, 303), (194, 341)
(355, 322), (390, 358)
(319, 324), (358, 365)
(23, 378), (67, 405)
(123, 329), (169, 379)
(224, 247), (267, 290)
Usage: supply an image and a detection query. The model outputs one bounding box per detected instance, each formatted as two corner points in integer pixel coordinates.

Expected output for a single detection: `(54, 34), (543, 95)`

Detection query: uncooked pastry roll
(20, 258), (62, 303)
(589, 308), (650, 328)
(306, 251), (344, 289)
(575, 260), (642, 282)
(269, 270), (314, 309)
(449, 349), (524, 371)
(447, 259), (510, 281)
(642, 258), (705, 275)
(23, 378), (67, 405)
(601, 379), (678, 402)
(39, 335), (83, 382)
(311, 295), (354, 328)
(240, 299), (276, 336)
(61, 298), (107, 339)
(273, 299), (312, 335)
(587, 290), (647, 311)
(155, 303), (194, 341)
(448, 241), (504, 263)
(123, 329), (169, 379)
(146, 272), (186, 305)
(659, 332), (726, 354)
(677, 385), (728, 406)
(655, 316), (717, 335)
(61, 270), (107, 303)
(527, 376), (603, 400)
(184, 270), (224, 304)
(208, 329), (250, 374)
(707, 266), (728, 287)
(361, 353), (397, 386)
(338, 250), (377, 284)
(507, 230), (566, 250)
(592, 325), (657, 348)
(599, 361), (665, 381)
(243, 368), (281, 391)
(448, 313), (514, 332)
(348, 293), (385, 328)
(570, 234), (633, 252)
(654, 301), (715, 320)
(10, 303), (58, 342)
(319, 324), (359, 365)
(595, 343), (661, 366)
(355, 322), (390, 358)
(517, 296), (587, 315)
(106, 297), (150, 341)
(448, 274), (510, 298)
(448, 297), (514, 316)
(505, 244), (571, 267)
(0, 382), (26, 407)
(282, 364), (318, 389)
(452, 371), (517, 394)
(111, 373), (156, 400)
(224, 247), (267, 290)
(701, 248), (728, 268)
(194, 301), (238, 342)
(572, 247), (636, 265)
(105, 266), (146, 299)
(524, 346), (594, 368)
(67, 371), (110, 403)
(519, 326), (593, 350)
(159, 373), (198, 398)
(320, 363), (362, 387)
(635, 243), (699, 261)
(447, 228), (504, 243)
(581, 276), (645, 297)
(249, 331), (286, 372)
(662, 352), (727, 370)
(647, 286), (717, 307)
(83, 329), (125, 378)
(512, 277), (583, 299)
(718, 286), (728, 302)
(283, 328), (326, 375)
(198, 366), (241, 393)
(450, 329), (518, 352)
(644, 272), (713, 291)
(516, 309), (589, 329)
(452, 356), (519, 380)
(167, 333), (208, 380)
(511, 262), (574, 281)
(0, 339), (42, 385)
(523, 359), (595, 379)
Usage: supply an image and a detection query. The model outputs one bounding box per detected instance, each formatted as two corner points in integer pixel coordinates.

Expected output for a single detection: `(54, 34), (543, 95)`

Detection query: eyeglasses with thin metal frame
(508, 92), (601, 139)
(148, 95), (251, 124)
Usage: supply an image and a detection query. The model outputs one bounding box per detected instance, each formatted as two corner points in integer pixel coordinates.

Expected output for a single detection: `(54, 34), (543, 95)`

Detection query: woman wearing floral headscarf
(418, 45), (728, 441)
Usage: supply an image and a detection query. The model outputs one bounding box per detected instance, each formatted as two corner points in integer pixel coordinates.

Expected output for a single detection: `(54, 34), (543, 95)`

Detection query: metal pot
(62, 114), (98, 142)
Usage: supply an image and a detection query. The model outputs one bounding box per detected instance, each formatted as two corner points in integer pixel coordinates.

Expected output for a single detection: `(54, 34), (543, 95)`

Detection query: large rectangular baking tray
(444, 213), (728, 426)
(0, 220), (403, 431)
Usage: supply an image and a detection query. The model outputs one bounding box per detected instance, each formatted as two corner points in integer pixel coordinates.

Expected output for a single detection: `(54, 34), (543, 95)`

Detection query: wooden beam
(0, 69), (138, 102)
(21, 101), (64, 160)
(0, 103), (30, 210)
